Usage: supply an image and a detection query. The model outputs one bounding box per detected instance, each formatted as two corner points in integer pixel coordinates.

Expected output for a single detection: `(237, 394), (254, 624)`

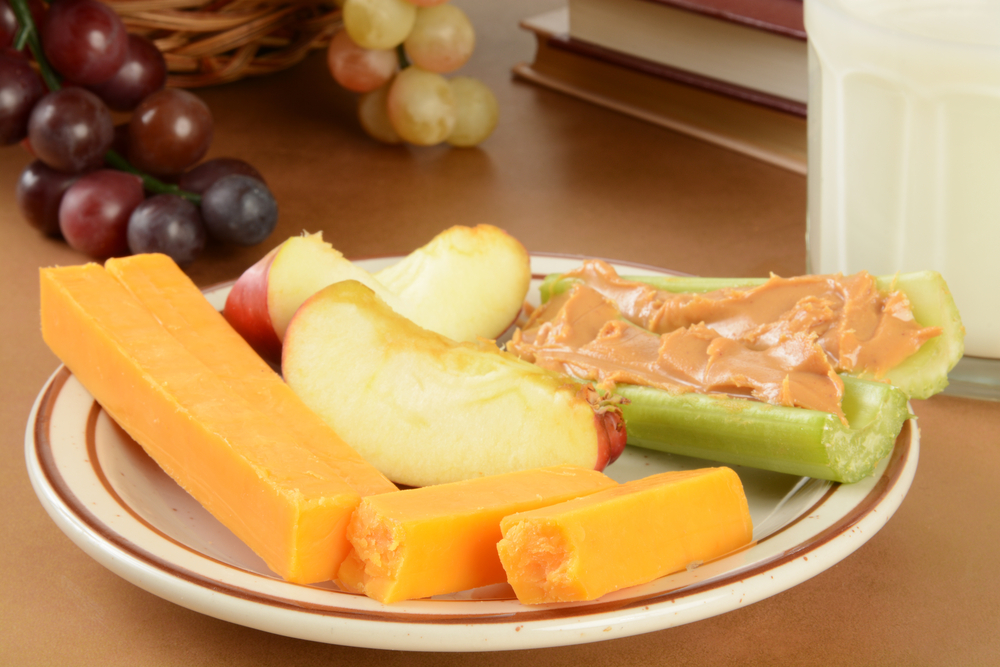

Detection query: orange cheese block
(40, 263), (362, 584)
(338, 465), (618, 603)
(497, 467), (754, 604)
(104, 254), (396, 497)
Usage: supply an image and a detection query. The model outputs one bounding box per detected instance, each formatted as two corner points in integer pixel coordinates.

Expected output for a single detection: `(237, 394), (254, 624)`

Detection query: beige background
(2, 1), (998, 664)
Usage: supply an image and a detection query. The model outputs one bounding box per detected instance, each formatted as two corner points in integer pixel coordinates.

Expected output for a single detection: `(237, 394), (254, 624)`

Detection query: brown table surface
(3, 1), (998, 664)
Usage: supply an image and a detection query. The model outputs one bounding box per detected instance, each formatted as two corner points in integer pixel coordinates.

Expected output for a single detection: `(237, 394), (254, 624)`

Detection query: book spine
(623, 0), (806, 39)
(549, 34), (806, 117)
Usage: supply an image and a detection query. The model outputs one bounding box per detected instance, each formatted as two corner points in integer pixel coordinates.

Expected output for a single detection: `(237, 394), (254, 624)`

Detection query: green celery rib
(869, 272), (964, 399)
(617, 375), (910, 483)
(539, 271), (964, 399)
(538, 273), (769, 301)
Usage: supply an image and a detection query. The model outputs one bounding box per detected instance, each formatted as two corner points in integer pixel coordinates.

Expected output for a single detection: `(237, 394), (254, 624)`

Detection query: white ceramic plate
(25, 254), (918, 652)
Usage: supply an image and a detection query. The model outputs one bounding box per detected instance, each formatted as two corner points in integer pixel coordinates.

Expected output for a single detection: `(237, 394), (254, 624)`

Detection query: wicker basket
(105, 0), (342, 87)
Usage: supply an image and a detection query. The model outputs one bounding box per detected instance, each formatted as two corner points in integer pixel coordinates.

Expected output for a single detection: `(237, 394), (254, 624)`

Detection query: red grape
(59, 168), (143, 258)
(0, 54), (45, 145)
(110, 121), (129, 156)
(201, 175), (277, 246)
(128, 88), (213, 177)
(127, 194), (206, 264)
(0, 1), (15, 50)
(87, 34), (167, 112)
(42, 0), (128, 85)
(16, 159), (82, 235)
(28, 87), (114, 172)
(178, 157), (264, 195)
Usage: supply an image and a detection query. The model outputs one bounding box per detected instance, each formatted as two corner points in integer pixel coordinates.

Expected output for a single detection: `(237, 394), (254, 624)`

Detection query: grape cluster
(328, 0), (498, 147)
(1, 0), (278, 264)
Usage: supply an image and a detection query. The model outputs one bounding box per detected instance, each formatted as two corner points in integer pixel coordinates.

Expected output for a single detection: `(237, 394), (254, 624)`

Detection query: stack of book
(514, 0), (807, 173)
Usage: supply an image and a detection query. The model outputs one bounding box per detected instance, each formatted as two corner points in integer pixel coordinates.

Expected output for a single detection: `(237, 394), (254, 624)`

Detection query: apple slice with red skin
(224, 225), (532, 363)
(223, 233), (408, 362)
(282, 280), (626, 487)
(221, 244), (283, 361)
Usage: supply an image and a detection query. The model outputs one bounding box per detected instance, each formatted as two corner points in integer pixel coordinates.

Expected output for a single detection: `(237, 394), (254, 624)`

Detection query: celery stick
(869, 272), (964, 399)
(538, 271), (964, 399)
(618, 376), (910, 483)
(538, 273), (769, 301)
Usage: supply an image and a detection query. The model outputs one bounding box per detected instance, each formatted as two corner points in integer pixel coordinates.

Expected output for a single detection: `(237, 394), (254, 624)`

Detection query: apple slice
(282, 280), (626, 487)
(375, 224), (531, 342)
(223, 232), (407, 361)
(224, 225), (531, 363)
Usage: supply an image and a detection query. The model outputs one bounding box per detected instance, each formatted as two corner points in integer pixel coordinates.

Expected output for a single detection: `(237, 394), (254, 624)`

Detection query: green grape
(386, 66), (456, 146)
(404, 4), (475, 74)
(343, 0), (417, 50)
(447, 76), (498, 147)
(358, 81), (402, 144)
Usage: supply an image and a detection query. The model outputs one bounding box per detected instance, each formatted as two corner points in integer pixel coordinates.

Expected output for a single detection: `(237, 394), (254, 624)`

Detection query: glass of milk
(805, 0), (1000, 371)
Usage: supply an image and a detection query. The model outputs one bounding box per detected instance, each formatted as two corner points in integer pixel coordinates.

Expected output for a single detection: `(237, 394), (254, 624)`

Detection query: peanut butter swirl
(509, 284), (848, 422)
(560, 260), (941, 378)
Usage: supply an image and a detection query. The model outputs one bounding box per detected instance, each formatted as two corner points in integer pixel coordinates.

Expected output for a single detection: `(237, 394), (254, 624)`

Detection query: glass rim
(804, 0), (1000, 52)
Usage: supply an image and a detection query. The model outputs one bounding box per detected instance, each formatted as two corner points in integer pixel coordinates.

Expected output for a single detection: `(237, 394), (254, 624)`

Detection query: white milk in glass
(806, 0), (1000, 358)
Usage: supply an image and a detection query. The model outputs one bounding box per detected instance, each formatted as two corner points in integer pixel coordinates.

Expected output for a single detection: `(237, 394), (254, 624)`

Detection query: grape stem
(9, 0), (60, 91)
(103, 151), (202, 204)
(395, 44), (410, 70)
(9, 0), (202, 204)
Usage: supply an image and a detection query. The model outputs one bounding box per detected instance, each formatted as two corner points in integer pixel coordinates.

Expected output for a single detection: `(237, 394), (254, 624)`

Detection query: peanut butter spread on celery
(508, 284), (848, 420)
(561, 260), (942, 377)
(507, 261), (942, 421)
